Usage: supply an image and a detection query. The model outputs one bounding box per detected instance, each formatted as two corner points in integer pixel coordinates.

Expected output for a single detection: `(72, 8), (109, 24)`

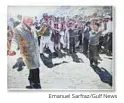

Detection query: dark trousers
(69, 37), (75, 54)
(98, 36), (104, 52)
(38, 36), (41, 46)
(28, 68), (40, 84)
(89, 45), (98, 65)
(79, 33), (82, 45)
(83, 37), (89, 55)
(104, 32), (112, 54)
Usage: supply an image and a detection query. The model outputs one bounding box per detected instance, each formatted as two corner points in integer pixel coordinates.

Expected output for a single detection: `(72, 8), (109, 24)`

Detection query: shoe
(94, 61), (98, 67)
(26, 85), (34, 89)
(26, 83), (41, 89)
(12, 63), (18, 69)
(17, 67), (23, 71)
(33, 83), (41, 89)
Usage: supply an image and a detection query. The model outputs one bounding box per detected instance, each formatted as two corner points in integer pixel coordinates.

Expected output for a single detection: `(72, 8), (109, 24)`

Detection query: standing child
(89, 22), (102, 67)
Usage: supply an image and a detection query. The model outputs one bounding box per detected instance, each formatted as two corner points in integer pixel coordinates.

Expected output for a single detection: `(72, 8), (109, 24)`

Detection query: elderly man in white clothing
(8, 17), (41, 89)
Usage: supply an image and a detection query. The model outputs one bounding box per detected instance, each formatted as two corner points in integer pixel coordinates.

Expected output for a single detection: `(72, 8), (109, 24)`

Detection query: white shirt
(102, 20), (113, 36)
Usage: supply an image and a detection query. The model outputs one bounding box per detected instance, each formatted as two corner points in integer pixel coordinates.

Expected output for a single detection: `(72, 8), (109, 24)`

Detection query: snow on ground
(7, 50), (113, 90)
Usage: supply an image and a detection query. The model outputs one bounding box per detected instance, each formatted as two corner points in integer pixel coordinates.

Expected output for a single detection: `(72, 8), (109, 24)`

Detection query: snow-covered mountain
(52, 6), (112, 17)
(8, 6), (112, 22)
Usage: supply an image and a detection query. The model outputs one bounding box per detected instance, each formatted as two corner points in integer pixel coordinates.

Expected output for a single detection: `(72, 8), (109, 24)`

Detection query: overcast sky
(8, 6), (59, 18)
